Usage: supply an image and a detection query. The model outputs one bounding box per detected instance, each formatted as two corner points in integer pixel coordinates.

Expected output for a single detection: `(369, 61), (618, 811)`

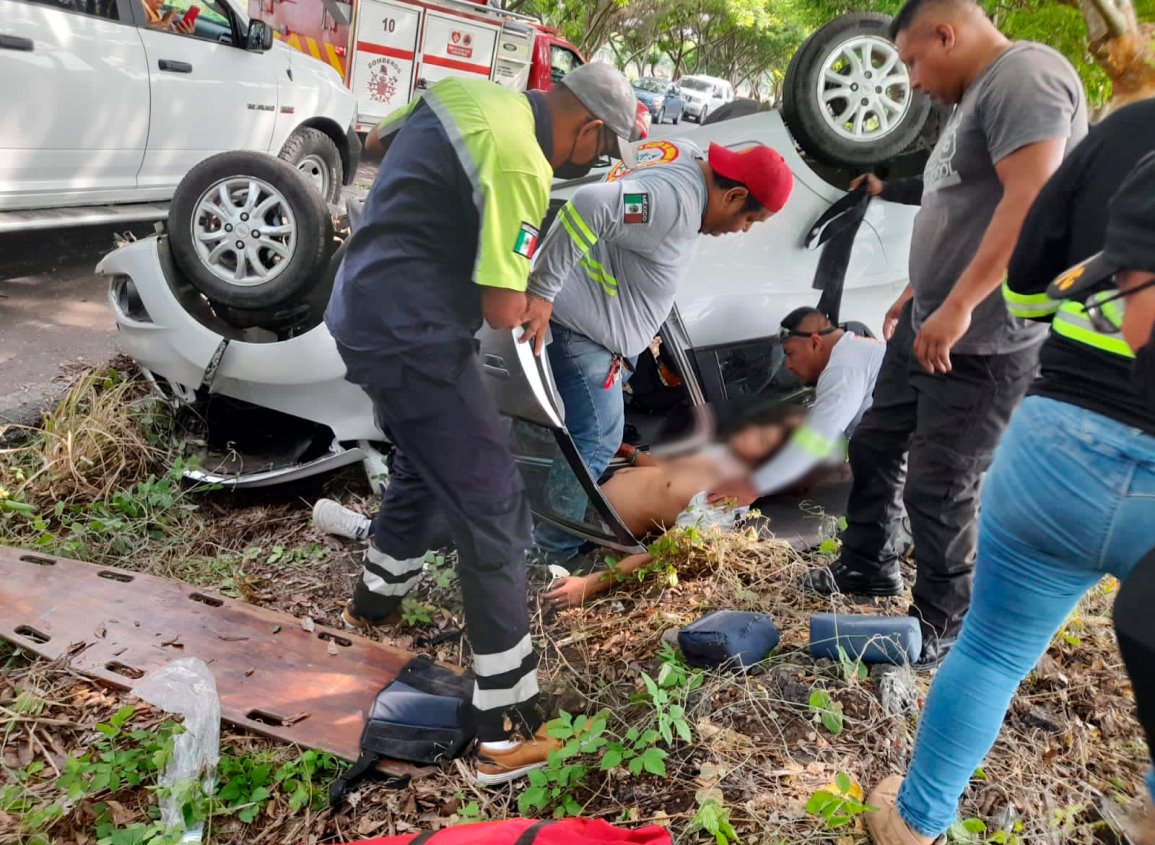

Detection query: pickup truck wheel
(782, 12), (931, 167)
(169, 151), (334, 311)
(278, 127), (342, 204)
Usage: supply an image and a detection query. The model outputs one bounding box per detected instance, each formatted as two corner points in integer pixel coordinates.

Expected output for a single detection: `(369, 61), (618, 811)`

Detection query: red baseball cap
(707, 142), (793, 213)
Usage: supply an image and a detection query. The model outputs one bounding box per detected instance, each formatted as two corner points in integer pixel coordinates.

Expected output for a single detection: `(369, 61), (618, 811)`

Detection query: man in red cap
(521, 138), (792, 563)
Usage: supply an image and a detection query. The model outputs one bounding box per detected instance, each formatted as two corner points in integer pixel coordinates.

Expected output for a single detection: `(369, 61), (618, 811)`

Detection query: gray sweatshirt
(528, 140), (708, 357)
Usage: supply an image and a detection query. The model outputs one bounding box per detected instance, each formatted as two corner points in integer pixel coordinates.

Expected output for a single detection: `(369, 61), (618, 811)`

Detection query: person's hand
(542, 575), (599, 610)
(913, 299), (972, 374)
(706, 479), (759, 507)
(849, 173), (884, 197)
(174, 16), (194, 32)
(882, 293), (909, 341)
(518, 294), (553, 356)
(159, 8), (179, 24)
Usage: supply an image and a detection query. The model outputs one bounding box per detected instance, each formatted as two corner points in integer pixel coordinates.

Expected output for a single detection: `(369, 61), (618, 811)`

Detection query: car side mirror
(247, 19), (274, 51)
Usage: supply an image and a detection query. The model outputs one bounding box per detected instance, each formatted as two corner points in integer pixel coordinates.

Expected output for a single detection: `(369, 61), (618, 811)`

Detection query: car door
(476, 325), (645, 554)
(665, 83), (683, 116)
(0, 0), (149, 209)
(132, 0), (281, 189)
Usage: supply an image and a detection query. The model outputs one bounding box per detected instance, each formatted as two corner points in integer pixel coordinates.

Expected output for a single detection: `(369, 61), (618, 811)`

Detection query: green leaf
(627, 757), (645, 776)
(805, 791), (837, 814)
(819, 538), (840, 555)
(518, 786), (549, 814)
(642, 673), (660, 700)
(837, 515), (849, 531)
(834, 771), (852, 795)
(809, 690), (832, 711)
(821, 707), (844, 735)
(527, 769), (550, 788)
(972, 767), (987, 781)
(641, 747), (667, 777)
(601, 749), (624, 770)
(674, 718), (692, 744)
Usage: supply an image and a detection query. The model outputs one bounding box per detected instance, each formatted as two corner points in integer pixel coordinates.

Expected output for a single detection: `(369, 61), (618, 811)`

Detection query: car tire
(168, 151), (334, 312)
(656, 107), (665, 125)
(782, 12), (931, 168)
(702, 98), (764, 125)
(278, 127), (342, 204)
(699, 107), (709, 124)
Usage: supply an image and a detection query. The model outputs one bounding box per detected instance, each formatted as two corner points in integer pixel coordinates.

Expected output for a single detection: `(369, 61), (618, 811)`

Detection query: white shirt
(751, 332), (885, 496)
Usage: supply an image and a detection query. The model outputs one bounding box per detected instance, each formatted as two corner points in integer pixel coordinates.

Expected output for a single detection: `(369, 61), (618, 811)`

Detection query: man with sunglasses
(323, 63), (639, 786)
(707, 307), (886, 505)
(521, 140), (794, 564)
(859, 120), (1155, 845)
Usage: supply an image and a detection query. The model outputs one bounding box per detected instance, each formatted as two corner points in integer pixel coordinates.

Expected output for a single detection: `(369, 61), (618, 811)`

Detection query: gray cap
(558, 62), (643, 163)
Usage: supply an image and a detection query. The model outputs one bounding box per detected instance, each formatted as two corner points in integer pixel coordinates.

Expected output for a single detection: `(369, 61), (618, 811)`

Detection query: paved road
(0, 225), (152, 427)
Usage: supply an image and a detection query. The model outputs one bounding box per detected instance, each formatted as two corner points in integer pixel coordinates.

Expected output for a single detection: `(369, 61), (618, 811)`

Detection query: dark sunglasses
(779, 326), (839, 342)
(1084, 275), (1155, 333)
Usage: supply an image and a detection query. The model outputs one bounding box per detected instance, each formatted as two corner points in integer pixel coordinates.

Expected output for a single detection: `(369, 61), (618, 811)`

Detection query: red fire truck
(250, 0), (590, 131)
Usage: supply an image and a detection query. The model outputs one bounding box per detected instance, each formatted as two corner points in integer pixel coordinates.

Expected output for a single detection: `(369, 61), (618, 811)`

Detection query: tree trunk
(1078, 0), (1155, 111)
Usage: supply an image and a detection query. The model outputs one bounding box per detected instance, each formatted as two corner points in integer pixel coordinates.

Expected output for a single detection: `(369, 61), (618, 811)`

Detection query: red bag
(347, 818), (673, 845)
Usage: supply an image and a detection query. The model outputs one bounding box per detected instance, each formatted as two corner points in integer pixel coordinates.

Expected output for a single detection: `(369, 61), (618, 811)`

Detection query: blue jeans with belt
(897, 396), (1155, 836)
(533, 322), (631, 561)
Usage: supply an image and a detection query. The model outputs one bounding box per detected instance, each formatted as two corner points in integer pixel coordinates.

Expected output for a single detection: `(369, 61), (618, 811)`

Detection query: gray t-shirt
(528, 140), (707, 357)
(908, 42), (1087, 355)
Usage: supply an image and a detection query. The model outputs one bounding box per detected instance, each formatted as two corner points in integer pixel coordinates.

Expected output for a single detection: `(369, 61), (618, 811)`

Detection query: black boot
(802, 560), (904, 597)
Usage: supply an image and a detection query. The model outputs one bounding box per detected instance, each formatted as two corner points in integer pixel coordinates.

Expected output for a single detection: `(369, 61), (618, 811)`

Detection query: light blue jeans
(533, 322), (632, 560)
(898, 396), (1155, 837)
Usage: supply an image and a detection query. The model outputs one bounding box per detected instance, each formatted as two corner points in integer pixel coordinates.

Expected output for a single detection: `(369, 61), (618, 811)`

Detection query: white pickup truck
(0, 0), (359, 233)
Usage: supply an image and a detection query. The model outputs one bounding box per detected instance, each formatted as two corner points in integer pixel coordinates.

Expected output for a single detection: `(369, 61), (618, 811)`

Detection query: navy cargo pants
(346, 347), (540, 742)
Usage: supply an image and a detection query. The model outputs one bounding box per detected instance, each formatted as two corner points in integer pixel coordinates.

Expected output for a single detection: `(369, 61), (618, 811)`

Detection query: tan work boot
(475, 722), (561, 786)
(340, 600), (400, 629)
(1128, 795), (1155, 845)
(865, 776), (939, 845)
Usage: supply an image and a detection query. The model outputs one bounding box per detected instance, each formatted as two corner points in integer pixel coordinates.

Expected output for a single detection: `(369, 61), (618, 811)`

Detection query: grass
(0, 363), (1149, 845)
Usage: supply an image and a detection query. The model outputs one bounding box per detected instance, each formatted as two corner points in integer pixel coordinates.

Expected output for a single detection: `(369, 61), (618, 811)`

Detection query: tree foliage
(511, 0), (1151, 110)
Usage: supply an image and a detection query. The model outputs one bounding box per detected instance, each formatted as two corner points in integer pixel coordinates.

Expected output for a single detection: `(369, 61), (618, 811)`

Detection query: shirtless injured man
(541, 409), (803, 609)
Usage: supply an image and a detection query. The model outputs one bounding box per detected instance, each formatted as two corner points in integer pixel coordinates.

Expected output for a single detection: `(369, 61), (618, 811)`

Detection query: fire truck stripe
(287, 33), (302, 51)
(305, 36), (323, 59)
(423, 53), (489, 75)
(324, 43), (345, 76)
(355, 41), (415, 60)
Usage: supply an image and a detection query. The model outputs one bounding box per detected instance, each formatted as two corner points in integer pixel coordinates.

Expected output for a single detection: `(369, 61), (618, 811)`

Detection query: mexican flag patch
(513, 222), (539, 258)
(623, 192), (650, 224)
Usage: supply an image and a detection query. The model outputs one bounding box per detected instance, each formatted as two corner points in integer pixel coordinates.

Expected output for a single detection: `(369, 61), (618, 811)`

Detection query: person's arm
(363, 99), (420, 164)
(880, 176), (924, 206)
(542, 553), (653, 609)
(1002, 134), (1096, 322)
(747, 355), (873, 497)
(470, 147), (551, 330)
(914, 138), (1067, 372)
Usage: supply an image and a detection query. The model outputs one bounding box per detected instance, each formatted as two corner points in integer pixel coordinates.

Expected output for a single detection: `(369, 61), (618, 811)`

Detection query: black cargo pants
(837, 300), (1040, 638)
(348, 348), (540, 742)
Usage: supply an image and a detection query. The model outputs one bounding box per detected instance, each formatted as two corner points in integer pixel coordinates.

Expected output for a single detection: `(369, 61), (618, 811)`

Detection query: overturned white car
(98, 15), (927, 552)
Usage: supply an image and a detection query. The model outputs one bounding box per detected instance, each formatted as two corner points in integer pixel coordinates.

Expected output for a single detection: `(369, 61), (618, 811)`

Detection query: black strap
(811, 191), (872, 327)
(804, 188), (870, 250)
(328, 749), (411, 809)
(513, 819), (558, 845)
(409, 832), (438, 845)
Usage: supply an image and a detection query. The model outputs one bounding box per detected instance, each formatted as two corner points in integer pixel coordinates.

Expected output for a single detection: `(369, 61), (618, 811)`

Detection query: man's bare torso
(599, 452), (741, 537)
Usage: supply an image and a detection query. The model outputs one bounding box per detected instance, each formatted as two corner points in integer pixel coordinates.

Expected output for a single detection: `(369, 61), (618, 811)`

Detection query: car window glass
(19, 0), (119, 19)
(715, 339), (805, 404)
(509, 419), (634, 548)
(549, 45), (579, 84)
(142, 0), (233, 39)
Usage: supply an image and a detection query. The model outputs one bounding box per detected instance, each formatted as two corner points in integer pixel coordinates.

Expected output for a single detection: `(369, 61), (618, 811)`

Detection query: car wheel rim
(816, 34), (912, 142)
(191, 176), (298, 288)
(296, 154), (330, 197)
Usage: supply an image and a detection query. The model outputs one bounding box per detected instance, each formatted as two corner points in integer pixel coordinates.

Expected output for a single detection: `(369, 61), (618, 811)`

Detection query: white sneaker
(312, 498), (372, 540)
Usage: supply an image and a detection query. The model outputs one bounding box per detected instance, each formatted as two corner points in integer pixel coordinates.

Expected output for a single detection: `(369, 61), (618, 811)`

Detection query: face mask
(552, 121), (603, 180)
(1133, 336), (1155, 413)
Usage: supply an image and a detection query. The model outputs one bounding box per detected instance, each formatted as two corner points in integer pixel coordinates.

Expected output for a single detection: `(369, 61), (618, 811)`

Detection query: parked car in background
(677, 74), (734, 123)
(0, 0), (359, 231)
(631, 77), (684, 125)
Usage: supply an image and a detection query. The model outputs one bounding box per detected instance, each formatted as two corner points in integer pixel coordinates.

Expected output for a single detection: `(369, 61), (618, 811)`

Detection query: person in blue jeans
(863, 137), (1155, 841)
(520, 140), (794, 561)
